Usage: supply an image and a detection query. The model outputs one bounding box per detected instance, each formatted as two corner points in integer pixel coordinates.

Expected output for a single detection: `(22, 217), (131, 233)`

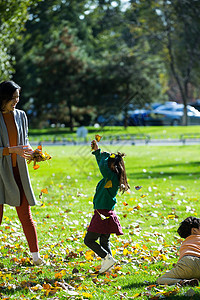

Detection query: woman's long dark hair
(108, 152), (130, 193)
(0, 81), (21, 111)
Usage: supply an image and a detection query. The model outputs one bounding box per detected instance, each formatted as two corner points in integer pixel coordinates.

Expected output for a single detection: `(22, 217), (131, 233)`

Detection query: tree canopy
(1, 0), (200, 128)
(0, 0), (39, 80)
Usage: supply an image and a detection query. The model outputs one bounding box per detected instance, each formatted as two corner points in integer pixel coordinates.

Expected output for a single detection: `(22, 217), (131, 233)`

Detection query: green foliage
(33, 24), (91, 130)
(2, 0), (200, 127)
(84, 0), (165, 109)
(0, 0), (40, 80)
(12, 0), (165, 128)
(127, 0), (200, 106)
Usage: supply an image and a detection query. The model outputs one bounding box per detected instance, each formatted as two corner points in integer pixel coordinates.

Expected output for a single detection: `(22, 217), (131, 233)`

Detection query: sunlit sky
(80, 0), (131, 19)
(120, 0), (131, 10)
(29, 1), (131, 21)
(110, 1), (131, 11)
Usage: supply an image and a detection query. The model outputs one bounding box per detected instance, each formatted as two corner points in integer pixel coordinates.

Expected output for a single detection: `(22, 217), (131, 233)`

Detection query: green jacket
(92, 149), (119, 210)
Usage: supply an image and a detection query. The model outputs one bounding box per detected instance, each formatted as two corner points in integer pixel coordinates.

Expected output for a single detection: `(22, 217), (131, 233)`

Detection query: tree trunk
(124, 106), (128, 129)
(123, 91), (139, 128)
(165, 12), (188, 125)
(124, 84), (129, 129)
(68, 99), (73, 132)
(182, 105), (188, 126)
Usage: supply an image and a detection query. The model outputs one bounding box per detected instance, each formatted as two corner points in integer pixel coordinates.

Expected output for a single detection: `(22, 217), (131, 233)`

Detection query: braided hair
(108, 152), (130, 193)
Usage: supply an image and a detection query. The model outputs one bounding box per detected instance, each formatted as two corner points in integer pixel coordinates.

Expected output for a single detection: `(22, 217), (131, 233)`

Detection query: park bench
(180, 133), (200, 144)
(105, 133), (151, 145)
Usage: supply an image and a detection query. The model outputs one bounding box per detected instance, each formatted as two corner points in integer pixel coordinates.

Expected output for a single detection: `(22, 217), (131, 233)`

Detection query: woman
(0, 80), (43, 265)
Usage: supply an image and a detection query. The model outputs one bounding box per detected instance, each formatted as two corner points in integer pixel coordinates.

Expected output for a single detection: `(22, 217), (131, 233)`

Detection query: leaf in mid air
(95, 134), (102, 142)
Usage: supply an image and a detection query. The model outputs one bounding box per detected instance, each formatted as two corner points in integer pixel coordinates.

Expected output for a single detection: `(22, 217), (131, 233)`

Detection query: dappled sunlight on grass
(1, 145), (200, 298)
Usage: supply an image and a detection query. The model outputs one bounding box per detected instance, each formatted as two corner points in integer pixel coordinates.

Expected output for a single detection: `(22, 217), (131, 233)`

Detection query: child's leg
(84, 232), (107, 258)
(157, 256), (200, 285)
(157, 269), (182, 285)
(100, 234), (112, 256)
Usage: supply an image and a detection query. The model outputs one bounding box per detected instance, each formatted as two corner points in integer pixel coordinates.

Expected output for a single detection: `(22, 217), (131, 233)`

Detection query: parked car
(150, 103), (200, 126)
(96, 113), (124, 126)
(189, 99), (200, 112)
(127, 103), (163, 126)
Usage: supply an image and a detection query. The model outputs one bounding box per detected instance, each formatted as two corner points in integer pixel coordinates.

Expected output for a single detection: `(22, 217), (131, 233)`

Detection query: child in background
(157, 216), (200, 286)
(84, 140), (130, 273)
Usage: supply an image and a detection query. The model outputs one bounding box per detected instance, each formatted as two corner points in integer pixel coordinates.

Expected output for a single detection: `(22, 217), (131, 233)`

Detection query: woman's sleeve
(3, 148), (9, 156)
(0, 135), (9, 157)
(23, 111), (31, 146)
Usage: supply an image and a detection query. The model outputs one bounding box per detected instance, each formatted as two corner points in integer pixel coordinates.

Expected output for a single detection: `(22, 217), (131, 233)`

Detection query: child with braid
(84, 140), (130, 273)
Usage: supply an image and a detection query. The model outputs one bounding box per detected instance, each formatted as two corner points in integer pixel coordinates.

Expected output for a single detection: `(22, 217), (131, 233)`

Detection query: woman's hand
(91, 140), (98, 151)
(9, 145), (33, 160)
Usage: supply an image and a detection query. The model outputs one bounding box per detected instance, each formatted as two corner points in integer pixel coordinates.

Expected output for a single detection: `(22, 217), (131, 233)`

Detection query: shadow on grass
(128, 171), (200, 180)
(29, 127), (123, 136)
(127, 159), (200, 180)
(168, 296), (200, 300)
(149, 161), (200, 169)
(0, 287), (29, 297)
(29, 129), (72, 136)
(122, 281), (156, 289)
(122, 282), (200, 299)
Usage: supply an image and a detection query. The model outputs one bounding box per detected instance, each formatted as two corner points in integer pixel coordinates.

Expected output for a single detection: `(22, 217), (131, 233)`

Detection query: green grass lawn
(1, 144), (200, 299)
(29, 125), (200, 144)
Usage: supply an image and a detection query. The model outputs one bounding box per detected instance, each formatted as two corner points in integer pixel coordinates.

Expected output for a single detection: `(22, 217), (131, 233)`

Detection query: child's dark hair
(108, 152), (130, 193)
(177, 216), (200, 238)
(0, 81), (21, 111)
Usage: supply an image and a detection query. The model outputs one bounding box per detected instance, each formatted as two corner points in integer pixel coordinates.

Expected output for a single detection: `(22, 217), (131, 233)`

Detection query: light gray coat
(0, 109), (37, 206)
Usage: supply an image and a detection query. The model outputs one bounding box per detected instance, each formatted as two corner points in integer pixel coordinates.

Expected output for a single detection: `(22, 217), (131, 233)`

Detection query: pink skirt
(87, 209), (123, 235)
